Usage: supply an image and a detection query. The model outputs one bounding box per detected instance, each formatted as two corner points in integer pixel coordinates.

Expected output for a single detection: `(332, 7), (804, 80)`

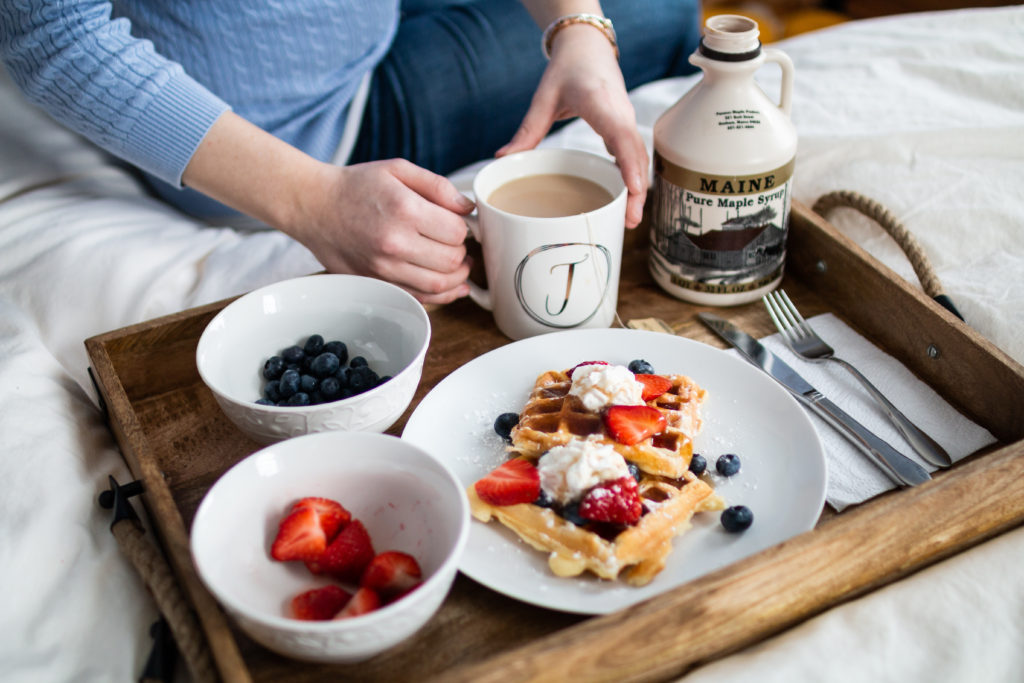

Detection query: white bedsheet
(1, 7), (1021, 681)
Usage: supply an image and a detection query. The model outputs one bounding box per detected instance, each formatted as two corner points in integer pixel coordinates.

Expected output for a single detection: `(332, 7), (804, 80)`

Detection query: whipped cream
(569, 363), (645, 412)
(538, 436), (631, 505)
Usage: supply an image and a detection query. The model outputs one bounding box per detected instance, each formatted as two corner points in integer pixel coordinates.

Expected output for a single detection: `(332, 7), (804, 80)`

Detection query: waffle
(468, 469), (724, 585)
(510, 368), (706, 478)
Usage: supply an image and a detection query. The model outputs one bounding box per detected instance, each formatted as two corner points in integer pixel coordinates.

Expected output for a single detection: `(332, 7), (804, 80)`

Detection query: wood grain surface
(85, 201), (1024, 682)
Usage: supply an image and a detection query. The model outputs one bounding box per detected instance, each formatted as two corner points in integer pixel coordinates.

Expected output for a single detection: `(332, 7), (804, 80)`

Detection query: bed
(1, 6), (1022, 681)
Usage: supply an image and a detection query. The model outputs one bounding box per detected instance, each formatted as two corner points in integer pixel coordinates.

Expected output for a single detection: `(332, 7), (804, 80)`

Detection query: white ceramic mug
(466, 149), (627, 340)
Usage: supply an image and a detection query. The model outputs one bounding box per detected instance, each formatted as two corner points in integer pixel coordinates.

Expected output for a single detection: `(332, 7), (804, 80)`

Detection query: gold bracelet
(541, 13), (619, 60)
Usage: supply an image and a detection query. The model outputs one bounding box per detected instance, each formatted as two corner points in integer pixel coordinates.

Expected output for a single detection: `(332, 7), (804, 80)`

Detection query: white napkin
(742, 313), (996, 511)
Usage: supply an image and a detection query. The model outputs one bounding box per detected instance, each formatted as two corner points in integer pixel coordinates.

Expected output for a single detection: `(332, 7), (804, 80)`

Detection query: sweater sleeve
(0, 0), (230, 187)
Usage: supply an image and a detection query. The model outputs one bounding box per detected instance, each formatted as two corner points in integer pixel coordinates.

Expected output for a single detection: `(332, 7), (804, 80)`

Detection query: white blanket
(1, 7), (1022, 681)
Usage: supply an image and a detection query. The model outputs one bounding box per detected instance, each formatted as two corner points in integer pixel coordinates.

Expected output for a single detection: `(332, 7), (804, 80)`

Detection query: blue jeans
(350, 0), (702, 175)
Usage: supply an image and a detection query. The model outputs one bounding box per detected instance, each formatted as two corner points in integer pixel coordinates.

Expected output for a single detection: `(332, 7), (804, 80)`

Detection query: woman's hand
(496, 20), (648, 228)
(183, 112), (474, 305)
(290, 159), (474, 305)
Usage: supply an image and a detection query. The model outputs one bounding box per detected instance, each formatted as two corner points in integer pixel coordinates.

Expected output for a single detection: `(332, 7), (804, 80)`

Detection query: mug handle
(463, 197), (493, 311)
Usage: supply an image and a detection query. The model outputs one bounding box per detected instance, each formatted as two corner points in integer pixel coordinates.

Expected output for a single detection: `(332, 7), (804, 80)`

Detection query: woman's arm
(0, 1), (472, 304)
(501, 1), (648, 228)
(0, 0), (228, 188)
(183, 111), (474, 305)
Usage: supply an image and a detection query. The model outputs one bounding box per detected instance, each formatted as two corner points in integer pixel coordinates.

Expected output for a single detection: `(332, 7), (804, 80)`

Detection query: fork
(763, 289), (952, 468)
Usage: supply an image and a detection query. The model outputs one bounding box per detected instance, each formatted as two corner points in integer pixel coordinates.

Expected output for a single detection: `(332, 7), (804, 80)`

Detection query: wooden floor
(702, 0), (1012, 43)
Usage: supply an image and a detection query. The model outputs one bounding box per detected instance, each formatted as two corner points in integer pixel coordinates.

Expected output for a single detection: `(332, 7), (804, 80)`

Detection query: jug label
(650, 153), (794, 294)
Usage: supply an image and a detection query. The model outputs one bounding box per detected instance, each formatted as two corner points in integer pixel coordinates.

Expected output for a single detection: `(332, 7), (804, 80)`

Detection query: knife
(698, 313), (931, 487)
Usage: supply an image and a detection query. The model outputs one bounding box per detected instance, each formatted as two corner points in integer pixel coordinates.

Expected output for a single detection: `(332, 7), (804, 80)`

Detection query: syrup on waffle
(469, 468), (724, 585)
(510, 368), (705, 478)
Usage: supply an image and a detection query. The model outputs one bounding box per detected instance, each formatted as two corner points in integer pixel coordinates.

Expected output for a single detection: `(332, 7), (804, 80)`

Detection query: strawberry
(289, 497), (351, 541)
(567, 360), (608, 379)
(579, 476), (643, 525)
(318, 519), (376, 581)
(290, 585), (351, 621)
(360, 551), (422, 598)
(270, 507), (328, 562)
(334, 587), (381, 620)
(474, 458), (540, 506)
(603, 405), (666, 445)
(635, 373), (672, 401)
(387, 582), (422, 606)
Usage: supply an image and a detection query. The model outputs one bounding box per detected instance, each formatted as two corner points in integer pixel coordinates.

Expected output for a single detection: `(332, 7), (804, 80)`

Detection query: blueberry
(320, 376), (342, 400)
(628, 359), (655, 374)
(309, 391), (324, 405)
(716, 453), (741, 477)
(335, 366), (351, 386)
(310, 351), (340, 378)
(720, 505), (753, 532)
(262, 355), (285, 380)
(348, 365), (375, 392)
(255, 398), (274, 406)
(278, 369), (300, 398)
(559, 502), (587, 526)
(689, 453), (707, 476)
(303, 334), (325, 357)
(263, 379), (282, 403)
(349, 355), (368, 369)
(323, 340), (348, 366)
(283, 391), (311, 406)
(299, 373), (319, 394)
(281, 345), (305, 364)
(376, 375), (392, 386)
(492, 412), (518, 441)
(534, 489), (555, 508)
(627, 462), (642, 482)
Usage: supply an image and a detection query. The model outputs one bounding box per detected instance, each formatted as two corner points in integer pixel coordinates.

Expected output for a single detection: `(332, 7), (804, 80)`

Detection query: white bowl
(196, 274), (430, 444)
(190, 431), (470, 663)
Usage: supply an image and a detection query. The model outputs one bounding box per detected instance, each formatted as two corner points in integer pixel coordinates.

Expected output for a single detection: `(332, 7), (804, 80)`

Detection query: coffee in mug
(466, 149), (627, 340)
(486, 173), (613, 218)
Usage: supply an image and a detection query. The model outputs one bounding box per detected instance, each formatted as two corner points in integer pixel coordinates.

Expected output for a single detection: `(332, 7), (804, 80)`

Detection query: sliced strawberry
(474, 458), (540, 506)
(334, 587), (381, 620)
(360, 551), (422, 598)
(635, 373), (672, 401)
(290, 497), (351, 541)
(603, 405), (666, 445)
(579, 476), (643, 525)
(270, 507), (327, 562)
(386, 582), (422, 606)
(290, 585), (351, 621)
(318, 519), (376, 581)
(567, 360), (608, 379)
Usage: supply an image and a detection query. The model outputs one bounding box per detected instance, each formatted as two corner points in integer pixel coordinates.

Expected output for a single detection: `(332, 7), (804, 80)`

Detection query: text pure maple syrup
(649, 15), (797, 305)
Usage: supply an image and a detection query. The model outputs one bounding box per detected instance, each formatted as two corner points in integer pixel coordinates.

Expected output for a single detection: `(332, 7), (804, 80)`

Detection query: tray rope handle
(812, 190), (965, 321)
(113, 518), (219, 683)
(99, 477), (219, 683)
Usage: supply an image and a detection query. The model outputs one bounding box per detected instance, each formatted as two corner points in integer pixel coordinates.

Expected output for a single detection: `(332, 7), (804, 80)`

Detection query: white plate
(401, 328), (827, 614)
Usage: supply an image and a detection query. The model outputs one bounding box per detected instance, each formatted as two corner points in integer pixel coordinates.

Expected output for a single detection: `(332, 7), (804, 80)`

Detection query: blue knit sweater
(0, 1), (399, 216)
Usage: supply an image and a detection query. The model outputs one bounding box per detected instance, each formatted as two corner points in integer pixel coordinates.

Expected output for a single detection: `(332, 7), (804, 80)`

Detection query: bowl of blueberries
(197, 274), (431, 444)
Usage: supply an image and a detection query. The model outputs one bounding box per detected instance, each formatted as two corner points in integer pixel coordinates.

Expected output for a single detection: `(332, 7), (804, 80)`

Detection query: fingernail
(457, 194), (475, 211)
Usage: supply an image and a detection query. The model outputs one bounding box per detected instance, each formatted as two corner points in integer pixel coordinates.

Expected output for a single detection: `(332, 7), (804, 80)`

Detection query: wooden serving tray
(85, 201), (1024, 682)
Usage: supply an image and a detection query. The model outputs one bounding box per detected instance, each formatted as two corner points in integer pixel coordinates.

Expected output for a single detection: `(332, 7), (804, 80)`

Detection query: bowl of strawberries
(190, 430), (469, 663)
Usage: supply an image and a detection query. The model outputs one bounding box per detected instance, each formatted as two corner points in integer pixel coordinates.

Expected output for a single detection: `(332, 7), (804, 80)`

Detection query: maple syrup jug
(648, 15), (797, 305)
